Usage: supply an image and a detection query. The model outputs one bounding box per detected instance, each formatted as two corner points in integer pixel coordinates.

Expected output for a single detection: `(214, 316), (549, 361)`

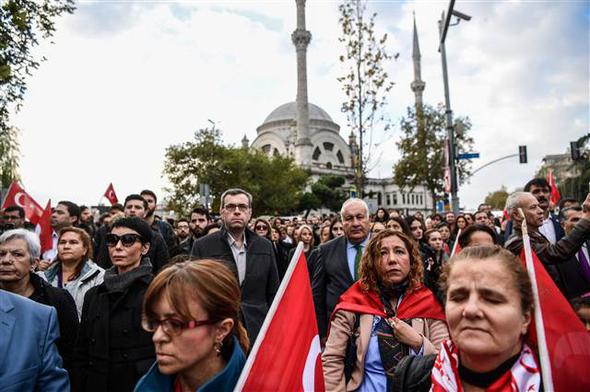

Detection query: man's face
(516, 194), (545, 228)
(80, 209), (93, 223)
(3, 211), (24, 229)
(562, 209), (583, 235)
(190, 213), (209, 237)
(124, 200), (147, 219)
(529, 184), (551, 213)
(51, 203), (75, 230)
(176, 221), (190, 239)
(220, 194), (251, 232)
(0, 238), (35, 284)
(474, 212), (489, 226)
(445, 212), (455, 224)
(341, 202), (370, 244)
(142, 194), (157, 216)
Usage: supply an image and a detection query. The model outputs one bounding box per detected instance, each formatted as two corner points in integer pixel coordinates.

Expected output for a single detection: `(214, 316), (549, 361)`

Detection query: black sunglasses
(105, 233), (143, 247)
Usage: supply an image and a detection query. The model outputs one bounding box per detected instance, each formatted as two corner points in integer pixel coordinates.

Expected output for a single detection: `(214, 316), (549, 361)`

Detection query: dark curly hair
(359, 230), (424, 295)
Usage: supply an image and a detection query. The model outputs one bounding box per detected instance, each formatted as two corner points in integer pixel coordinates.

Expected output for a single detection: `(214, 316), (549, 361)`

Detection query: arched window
(326, 162), (332, 169)
(337, 150), (345, 164)
(262, 144), (271, 154)
(323, 142), (334, 151)
(312, 147), (322, 160)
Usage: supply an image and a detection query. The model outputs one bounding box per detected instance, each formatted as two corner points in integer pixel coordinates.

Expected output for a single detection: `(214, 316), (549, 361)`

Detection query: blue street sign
(457, 152), (480, 160)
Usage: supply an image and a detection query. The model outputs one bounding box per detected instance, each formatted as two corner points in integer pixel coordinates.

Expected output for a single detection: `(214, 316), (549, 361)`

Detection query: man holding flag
(505, 191), (590, 299)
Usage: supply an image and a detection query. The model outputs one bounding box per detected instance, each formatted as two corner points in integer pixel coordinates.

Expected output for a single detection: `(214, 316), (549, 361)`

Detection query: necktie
(578, 248), (590, 283)
(354, 245), (362, 280)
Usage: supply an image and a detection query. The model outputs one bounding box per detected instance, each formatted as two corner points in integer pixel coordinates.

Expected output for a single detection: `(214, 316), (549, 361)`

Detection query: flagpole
(234, 242), (305, 391)
(518, 208), (554, 391)
(451, 228), (461, 255)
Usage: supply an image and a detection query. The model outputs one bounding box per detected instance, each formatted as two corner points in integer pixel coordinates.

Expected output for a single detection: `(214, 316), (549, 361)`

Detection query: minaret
(410, 13), (425, 112)
(241, 134), (249, 149)
(292, 0), (313, 167)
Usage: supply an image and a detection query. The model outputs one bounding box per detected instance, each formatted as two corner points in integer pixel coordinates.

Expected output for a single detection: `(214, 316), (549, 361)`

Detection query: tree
(484, 186), (509, 210)
(393, 104), (474, 211)
(164, 128), (310, 217)
(299, 174), (348, 215)
(0, 0), (75, 187)
(337, 0), (396, 196)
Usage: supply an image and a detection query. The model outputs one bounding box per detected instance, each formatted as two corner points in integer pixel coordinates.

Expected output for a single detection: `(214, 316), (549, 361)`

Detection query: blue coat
(0, 289), (70, 391)
(133, 336), (246, 392)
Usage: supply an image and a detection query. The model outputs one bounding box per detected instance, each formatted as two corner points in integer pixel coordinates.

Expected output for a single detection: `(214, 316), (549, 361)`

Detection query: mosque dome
(262, 101), (333, 125)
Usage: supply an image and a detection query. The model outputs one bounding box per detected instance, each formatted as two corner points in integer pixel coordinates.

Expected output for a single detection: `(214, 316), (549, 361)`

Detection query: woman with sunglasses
(74, 217), (155, 392)
(134, 259), (248, 392)
(253, 218), (272, 241)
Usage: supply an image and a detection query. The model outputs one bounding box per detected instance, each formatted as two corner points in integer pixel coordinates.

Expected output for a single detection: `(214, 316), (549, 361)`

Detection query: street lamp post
(438, 0), (470, 215)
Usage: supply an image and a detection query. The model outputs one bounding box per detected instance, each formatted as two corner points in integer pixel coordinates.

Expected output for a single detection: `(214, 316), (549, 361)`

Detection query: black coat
(190, 227), (279, 345)
(308, 235), (356, 338)
(29, 273), (79, 378)
(73, 272), (154, 392)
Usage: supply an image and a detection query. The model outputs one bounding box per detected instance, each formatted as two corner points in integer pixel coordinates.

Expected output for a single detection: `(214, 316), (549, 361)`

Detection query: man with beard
(170, 218), (192, 257)
(140, 189), (177, 251)
(189, 206), (211, 239)
(190, 188), (279, 344)
(505, 191), (590, 298)
(39, 201), (81, 269)
(78, 205), (96, 237)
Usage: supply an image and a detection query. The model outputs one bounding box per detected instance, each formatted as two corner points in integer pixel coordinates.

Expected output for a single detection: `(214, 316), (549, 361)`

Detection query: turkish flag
(103, 183), (118, 205)
(235, 244), (325, 391)
(520, 249), (590, 390)
(546, 169), (561, 206)
(37, 200), (53, 253)
(1, 181), (44, 224)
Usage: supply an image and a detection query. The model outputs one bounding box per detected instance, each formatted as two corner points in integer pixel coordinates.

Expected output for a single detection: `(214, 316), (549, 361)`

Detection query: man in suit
(310, 198), (371, 339)
(561, 206), (590, 289)
(0, 289), (70, 391)
(191, 188), (279, 345)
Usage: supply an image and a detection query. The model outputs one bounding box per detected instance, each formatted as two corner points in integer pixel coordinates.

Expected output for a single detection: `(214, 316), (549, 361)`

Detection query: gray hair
(220, 188), (253, 209)
(0, 228), (41, 259)
(505, 192), (531, 213)
(340, 198), (369, 219)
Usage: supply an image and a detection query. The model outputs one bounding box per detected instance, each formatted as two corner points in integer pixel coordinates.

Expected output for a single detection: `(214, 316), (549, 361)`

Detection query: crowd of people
(0, 178), (588, 391)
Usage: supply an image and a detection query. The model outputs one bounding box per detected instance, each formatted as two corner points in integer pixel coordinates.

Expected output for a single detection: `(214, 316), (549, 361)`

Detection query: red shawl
(331, 281), (446, 322)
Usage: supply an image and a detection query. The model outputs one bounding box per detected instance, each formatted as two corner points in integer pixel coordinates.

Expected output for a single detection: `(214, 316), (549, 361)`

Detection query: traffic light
(518, 145), (527, 164)
(571, 141), (581, 161)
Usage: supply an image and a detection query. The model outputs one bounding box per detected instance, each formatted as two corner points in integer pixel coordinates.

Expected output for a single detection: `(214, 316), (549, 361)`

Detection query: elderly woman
(41, 226), (104, 319)
(429, 246), (540, 391)
(134, 260), (248, 391)
(74, 217), (155, 392)
(322, 230), (448, 391)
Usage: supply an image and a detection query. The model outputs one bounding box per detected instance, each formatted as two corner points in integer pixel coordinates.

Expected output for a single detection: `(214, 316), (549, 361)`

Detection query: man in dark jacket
(141, 189), (177, 251)
(191, 188), (279, 345)
(308, 198), (371, 339)
(505, 191), (590, 299)
(0, 228), (79, 377)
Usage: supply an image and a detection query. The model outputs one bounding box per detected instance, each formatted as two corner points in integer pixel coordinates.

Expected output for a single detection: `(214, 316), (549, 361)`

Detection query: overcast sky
(11, 0), (590, 212)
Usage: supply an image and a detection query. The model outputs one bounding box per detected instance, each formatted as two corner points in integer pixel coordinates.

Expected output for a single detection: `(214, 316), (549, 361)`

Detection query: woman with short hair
(134, 260), (248, 392)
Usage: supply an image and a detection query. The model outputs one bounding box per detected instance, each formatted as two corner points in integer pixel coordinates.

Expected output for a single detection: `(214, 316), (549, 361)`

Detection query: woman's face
(427, 231), (443, 251)
(58, 231), (87, 264)
(386, 220), (402, 232)
(467, 231), (495, 247)
(255, 222), (269, 237)
(445, 258), (531, 371)
(377, 209), (385, 219)
(151, 293), (231, 377)
(465, 214), (474, 225)
(371, 222), (385, 234)
(300, 228), (313, 245)
(456, 217), (467, 229)
(108, 227), (149, 274)
(439, 226), (451, 241)
(410, 220), (423, 240)
(331, 222), (344, 238)
(271, 229), (280, 242)
(379, 235), (411, 286)
(320, 226), (331, 243)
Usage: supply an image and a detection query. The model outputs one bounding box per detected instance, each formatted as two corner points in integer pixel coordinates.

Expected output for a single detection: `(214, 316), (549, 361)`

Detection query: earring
(214, 341), (223, 356)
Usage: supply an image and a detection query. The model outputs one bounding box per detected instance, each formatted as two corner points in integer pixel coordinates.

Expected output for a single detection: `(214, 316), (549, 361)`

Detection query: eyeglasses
(2, 215), (21, 221)
(224, 203), (249, 212)
(141, 317), (214, 336)
(255, 225), (268, 231)
(105, 233), (143, 247)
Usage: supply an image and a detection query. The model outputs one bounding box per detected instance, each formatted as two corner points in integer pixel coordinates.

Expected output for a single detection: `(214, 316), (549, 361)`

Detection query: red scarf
(431, 340), (541, 392)
(331, 281), (446, 323)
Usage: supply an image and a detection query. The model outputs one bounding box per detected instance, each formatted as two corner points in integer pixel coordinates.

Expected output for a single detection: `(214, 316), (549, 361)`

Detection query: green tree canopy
(299, 174), (347, 214)
(484, 186), (509, 210)
(393, 104), (474, 210)
(164, 128), (310, 217)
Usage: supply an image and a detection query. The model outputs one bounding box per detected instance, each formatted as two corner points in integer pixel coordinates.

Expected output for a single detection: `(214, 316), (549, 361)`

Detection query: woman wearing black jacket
(74, 217), (155, 392)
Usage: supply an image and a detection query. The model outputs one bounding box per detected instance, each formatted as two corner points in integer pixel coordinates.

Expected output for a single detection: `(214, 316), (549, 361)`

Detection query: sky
(11, 0), (590, 212)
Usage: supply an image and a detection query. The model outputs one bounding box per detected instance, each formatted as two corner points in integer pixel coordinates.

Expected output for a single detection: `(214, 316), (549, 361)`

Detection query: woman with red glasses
(134, 259), (248, 392)
(74, 217), (155, 392)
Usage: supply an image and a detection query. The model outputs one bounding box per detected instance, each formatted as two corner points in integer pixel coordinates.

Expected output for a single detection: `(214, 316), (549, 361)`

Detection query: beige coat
(322, 310), (449, 391)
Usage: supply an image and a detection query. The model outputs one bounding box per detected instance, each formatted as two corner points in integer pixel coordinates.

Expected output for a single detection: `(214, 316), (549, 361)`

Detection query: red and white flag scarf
(431, 340), (540, 392)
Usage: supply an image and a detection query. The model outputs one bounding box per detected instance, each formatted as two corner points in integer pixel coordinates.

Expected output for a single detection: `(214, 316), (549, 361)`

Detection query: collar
(347, 235), (370, 250)
(227, 231), (247, 248)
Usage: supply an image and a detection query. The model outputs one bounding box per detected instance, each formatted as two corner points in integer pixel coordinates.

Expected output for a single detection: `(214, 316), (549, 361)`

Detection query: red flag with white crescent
(235, 243), (325, 391)
(103, 183), (118, 205)
(1, 181), (44, 224)
(37, 200), (53, 253)
(546, 169), (561, 206)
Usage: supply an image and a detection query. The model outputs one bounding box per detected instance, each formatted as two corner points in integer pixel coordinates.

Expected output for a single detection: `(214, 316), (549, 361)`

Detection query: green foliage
(337, 0), (396, 195)
(0, 0), (74, 185)
(484, 186), (509, 210)
(393, 104), (474, 210)
(555, 133), (590, 201)
(300, 174), (347, 213)
(164, 128), (310, 217)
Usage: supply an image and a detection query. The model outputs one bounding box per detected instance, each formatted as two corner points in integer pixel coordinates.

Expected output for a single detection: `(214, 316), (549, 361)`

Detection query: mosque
(245, 0), (432, 214)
